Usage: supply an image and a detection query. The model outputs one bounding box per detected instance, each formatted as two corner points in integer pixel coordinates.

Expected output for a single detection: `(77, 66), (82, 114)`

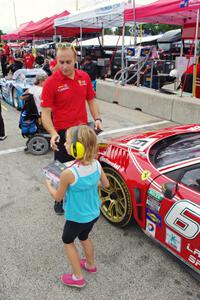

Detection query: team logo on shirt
(78, 80), (87, 86)
(57, 84), (70, 92)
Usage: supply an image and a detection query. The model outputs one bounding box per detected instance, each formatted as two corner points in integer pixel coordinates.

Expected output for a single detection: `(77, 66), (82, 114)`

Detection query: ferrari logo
(141, 170), (151, 181)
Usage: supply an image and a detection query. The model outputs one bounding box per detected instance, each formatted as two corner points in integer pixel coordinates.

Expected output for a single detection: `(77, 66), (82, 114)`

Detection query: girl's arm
(100, 167), (110, 189)
(46, 169), (75, 202)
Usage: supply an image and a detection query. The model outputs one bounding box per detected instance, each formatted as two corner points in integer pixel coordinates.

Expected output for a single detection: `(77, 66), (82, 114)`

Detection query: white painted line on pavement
(0, 120), (171, 156)
(98, 120), (170, 136)
(2, 104), (8, 111)
(0, 146), (25, 156)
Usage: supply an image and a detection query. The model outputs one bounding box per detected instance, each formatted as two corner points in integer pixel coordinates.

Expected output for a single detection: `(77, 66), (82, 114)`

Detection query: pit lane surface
(0, 99), (199, 300)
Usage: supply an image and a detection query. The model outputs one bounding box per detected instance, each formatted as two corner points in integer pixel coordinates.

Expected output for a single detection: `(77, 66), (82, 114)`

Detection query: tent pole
(133, 0), (137, 47)
(102, 26), (104, 47)
(121, 23), (125, 85)
(54, 26), (57, 42)
(192, 9), (200, 97)
(80, 23), (83, 62)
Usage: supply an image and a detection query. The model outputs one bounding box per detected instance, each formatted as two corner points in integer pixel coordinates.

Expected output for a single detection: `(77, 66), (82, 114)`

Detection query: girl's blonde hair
(67, 125), (97, 164)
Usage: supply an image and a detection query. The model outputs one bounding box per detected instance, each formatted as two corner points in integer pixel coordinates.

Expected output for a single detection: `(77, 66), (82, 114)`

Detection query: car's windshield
(25, 74), (36, 84)
(150, 133), (200, 168)
(15, 74), (36, 84)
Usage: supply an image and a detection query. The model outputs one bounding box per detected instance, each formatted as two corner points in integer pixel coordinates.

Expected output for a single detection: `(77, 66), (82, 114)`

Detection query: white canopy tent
(54, 0), (126, 29)
(72, 34), (162, 47)
(55, 0), (131, 65)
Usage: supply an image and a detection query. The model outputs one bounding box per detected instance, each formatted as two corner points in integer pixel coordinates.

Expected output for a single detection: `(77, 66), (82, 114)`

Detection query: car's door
(146, 163), (200, 274)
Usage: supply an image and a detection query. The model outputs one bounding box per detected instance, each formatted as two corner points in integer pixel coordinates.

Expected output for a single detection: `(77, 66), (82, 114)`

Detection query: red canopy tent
(19, 11), (99, 39)
(1, 10), (99, 41)
(1, 21), (34, 40)
(19, 12), (69, 38)
(124, 0), (200, 25)
(182, 22), (200, 38)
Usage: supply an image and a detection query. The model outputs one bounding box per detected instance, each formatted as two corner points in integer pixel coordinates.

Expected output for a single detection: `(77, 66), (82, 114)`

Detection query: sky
(0, 0), (155, 33)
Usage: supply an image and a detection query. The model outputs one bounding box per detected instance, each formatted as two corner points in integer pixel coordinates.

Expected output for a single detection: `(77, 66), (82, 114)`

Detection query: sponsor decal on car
(146, 219), (156, 237)
(146, 208), (162, 227)
(187, 125), (200, 131)
(147, 188), (163, 201)
(187, 243), (200, 267)
(126, 138), (157, 151)
(146, 189), (163, 212)
(165, 228), (181, 252)
(99, 156), (121, 170)
(147, 197), (161, 212)
(141, 170), (151, 181)
(165, 200), (200, 239)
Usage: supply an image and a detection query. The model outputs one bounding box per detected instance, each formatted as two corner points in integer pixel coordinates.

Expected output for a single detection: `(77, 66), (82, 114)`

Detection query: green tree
(113, 24), (181, 36)
(0, 29), (6, 35)
(142, 24), (181, 35)
(104, 28), (113, 35)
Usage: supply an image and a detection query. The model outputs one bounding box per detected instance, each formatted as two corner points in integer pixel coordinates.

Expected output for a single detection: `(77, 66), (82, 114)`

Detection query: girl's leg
(64, 242), (83, 278)
(80, 239), (95, 268)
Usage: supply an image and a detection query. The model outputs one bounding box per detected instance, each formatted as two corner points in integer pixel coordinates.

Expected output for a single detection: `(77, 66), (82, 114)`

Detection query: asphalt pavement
(0, 99), (199, 300)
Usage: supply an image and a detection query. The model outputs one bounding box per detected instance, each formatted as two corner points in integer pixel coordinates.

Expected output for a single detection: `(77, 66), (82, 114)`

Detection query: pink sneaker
(60, 273), (86, 288)
(80, 259), (97, 273)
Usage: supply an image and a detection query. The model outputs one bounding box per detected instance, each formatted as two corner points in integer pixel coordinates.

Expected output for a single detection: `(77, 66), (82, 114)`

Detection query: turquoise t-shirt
(63, 160), (101, 223)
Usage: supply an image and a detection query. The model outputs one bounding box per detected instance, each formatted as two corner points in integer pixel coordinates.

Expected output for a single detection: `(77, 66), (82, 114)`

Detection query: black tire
(100, 167), (133, 227)
(27, 135), (50, 155)
(12, 88), (19, 110)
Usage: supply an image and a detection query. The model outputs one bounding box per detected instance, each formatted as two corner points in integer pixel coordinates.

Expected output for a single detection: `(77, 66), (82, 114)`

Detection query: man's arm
(87, 99), (103, 131)
(41, 107), (59, 150)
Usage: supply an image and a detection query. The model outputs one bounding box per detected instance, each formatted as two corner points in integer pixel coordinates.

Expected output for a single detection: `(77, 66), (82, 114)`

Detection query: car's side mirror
(162, 182), (178, 199)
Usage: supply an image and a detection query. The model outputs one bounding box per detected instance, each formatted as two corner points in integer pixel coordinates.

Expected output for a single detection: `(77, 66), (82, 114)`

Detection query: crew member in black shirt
(82, 56), (97, 91)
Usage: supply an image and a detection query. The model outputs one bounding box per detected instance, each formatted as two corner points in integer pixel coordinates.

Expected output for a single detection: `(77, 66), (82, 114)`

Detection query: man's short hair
(56, 44), (77, 59)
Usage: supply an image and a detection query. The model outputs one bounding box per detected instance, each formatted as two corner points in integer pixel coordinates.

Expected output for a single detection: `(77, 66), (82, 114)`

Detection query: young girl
(46, 125), (109, 288)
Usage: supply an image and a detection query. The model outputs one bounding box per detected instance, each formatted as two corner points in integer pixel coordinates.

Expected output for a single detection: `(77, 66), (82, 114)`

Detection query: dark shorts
(62, 217), (99, 244)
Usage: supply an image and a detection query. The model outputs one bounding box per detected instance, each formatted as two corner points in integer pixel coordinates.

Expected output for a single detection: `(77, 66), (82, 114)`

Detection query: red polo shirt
(41, 69), (95, 131)
(3, 44), (10, 55)
(24, 53), (35, 69)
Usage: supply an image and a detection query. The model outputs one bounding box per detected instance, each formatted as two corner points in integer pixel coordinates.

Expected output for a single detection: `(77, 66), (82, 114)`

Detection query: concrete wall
(96, 80), (200, 124)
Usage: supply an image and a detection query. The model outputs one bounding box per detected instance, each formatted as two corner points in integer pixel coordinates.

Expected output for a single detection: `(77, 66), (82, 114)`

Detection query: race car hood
(98, 124), (200, 153)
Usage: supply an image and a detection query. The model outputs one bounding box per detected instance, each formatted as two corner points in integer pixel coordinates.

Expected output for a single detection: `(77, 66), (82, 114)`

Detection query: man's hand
(94, 119), (103, 131)
(50, 134), (60, 151)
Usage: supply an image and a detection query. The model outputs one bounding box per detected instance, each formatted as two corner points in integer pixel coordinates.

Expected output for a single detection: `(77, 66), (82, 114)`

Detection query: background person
(49, 57), (59, 74)
(27, 72), (48, 115)
(0, 98), (7, 140)
(41, 46), (102, 215)
(181, 62), (200, 93)
(3, 41), (10, 57)
(82, 56), (97, 91)
(46, 125), (109, 288)
(13, 49), (24, 72)
(23, 50), (35, 69)
(0, 49), (8, 77)
(35, 51), (44, 67)
(42, 58), (52, 76)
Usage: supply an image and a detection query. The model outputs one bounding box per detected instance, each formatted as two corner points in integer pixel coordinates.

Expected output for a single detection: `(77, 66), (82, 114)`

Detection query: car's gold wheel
(100, 167), (133, 227)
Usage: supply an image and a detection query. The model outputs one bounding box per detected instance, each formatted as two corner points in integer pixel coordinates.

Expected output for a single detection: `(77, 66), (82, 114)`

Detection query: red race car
(98, 124), (200, 276)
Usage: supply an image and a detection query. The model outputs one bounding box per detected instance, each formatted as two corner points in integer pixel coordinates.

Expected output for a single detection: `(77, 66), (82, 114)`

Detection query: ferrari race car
(98, 124), (200, 276)
(0, 68), (46, 110)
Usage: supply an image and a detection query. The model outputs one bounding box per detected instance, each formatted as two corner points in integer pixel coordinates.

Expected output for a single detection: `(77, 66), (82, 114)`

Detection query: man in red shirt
(41, 46), (102, 214)
(49, 58), (58, 73)
(23, 50), (35, 69)
(3, 41), (10, 56)
(181, 63), (200, 93)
